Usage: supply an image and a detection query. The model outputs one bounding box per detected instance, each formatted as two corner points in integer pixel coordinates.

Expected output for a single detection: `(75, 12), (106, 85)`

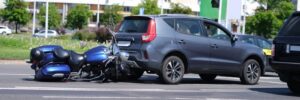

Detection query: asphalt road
(0, 63), (299, 100)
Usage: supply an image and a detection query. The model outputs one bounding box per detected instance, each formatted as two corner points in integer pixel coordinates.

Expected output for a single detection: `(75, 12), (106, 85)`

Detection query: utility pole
(32, 0), (36, 35)
(45, 0), (49, 38)
(160, 0), (164, 14)
(242, 0), (246, 34)
(96, 0), (100, 26)
(297, 0), (300, 11)
(218, 0), (223, 24)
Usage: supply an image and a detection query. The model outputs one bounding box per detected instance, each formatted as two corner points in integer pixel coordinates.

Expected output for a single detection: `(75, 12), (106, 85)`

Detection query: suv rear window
(280, 16), (300, 36)
(118, 19), (149, 33)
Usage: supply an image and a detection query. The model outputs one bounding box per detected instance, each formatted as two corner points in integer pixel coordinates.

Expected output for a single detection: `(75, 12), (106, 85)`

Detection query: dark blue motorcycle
(27, 30), (144, 82)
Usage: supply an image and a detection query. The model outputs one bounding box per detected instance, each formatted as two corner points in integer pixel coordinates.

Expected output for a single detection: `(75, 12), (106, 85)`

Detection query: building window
(123, 6), (131, 12)
(164, 0), (171, 2)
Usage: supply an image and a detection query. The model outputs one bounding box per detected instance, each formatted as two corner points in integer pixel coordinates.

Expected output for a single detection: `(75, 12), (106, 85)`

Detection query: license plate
(290, 45), (300, 52)
(117, 41), (131, 47)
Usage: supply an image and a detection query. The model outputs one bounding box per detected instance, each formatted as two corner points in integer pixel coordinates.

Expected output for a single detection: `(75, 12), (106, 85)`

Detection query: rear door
(174, 18), (211, 72)
(115, 16), (150, 52)
(274, 15), (300, 62)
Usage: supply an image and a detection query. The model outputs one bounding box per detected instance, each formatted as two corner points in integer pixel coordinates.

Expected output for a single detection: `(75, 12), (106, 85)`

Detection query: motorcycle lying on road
(27, 30), (144, 82)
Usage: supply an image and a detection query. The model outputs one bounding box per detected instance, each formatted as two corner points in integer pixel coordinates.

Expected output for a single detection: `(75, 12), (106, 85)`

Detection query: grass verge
(0, 34), (103, 60)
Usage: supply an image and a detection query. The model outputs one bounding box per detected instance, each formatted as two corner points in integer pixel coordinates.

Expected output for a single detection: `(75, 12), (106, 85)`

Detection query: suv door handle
(178, 40), (186, 44)
(210, 44), (218, 48)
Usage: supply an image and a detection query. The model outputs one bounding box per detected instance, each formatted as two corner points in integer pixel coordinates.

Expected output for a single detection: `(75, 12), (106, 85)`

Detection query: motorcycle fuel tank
(84, 46), (108, 65)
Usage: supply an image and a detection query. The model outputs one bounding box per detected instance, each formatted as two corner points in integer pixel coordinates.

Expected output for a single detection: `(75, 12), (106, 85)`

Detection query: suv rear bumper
(270, 60), (300, 72)
(125, 51), (161, 72)
(270, 60), (300, 82)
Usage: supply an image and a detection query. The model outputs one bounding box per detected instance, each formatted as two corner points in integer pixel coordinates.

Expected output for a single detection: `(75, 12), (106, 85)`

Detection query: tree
(256, 0), (290, 10)
(66, 4), (92, 30)
(131, 0), (160, 15)
(273, 1), (295, 20)
(246, 11), (281, 38)
(99, 5), (123, 26)
(0, 0), (30, 33)
(246, 0), (295, 38)
(169, 3), (193, 14)
(38, 4), (61, 29)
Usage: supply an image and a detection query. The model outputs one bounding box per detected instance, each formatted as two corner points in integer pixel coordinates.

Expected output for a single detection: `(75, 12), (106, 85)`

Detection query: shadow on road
(249, 88), (300, 97)
(132, 75), (241, 85)
(21, 78), (68, 83)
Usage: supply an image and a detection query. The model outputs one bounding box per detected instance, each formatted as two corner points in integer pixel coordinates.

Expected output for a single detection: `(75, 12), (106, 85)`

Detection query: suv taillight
(142, 19), (156, 43)
(271, 44), (275, 57)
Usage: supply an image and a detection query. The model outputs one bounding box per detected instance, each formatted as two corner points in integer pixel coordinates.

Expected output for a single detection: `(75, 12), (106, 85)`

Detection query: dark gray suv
(116, 15), (265, 84)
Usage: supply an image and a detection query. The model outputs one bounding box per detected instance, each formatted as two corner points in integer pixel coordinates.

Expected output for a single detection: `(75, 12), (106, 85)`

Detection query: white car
(33, 30), (59, 38)
(0, 26), (12, 35)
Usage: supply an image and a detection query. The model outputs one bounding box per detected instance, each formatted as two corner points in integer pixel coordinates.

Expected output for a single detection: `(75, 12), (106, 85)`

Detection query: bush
(72, 29), (97, 41)
(95, 26), (112, 43)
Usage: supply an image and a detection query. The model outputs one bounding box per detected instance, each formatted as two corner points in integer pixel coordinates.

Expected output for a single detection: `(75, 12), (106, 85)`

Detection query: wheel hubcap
(166, 60), (182, 81)
(246, 62), (259, 83)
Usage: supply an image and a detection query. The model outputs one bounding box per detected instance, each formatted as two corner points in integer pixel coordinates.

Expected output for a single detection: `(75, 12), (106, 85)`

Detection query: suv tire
(200, 74), (217, 81)
(240, 59), (261, 85)
(287, 80), (300, 94)
(161, 56), (185, 84)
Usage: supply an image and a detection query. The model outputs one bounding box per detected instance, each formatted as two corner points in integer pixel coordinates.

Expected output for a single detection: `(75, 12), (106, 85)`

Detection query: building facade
(24, 0), (200, 27)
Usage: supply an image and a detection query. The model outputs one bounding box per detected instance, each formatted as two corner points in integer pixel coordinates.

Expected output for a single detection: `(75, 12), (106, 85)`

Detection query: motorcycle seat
(68, 51), (86, 72)
(53, 48), (70, 61)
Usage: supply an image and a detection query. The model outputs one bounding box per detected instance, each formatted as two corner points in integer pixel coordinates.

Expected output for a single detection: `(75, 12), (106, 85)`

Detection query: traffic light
(211, 0), (219, 8)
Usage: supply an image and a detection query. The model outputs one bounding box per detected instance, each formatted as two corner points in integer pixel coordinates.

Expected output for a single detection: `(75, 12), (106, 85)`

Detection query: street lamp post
(297, 0), (300, 11)
(45, 0), (49, 38)
(218, 0), (223, 24)
(96, 0), (100, 26)
(242, 0), (246, 34)
(32, 0), (36, 35)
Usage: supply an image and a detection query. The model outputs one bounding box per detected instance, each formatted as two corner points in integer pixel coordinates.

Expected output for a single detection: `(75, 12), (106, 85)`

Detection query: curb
(0, 60), (27, 64)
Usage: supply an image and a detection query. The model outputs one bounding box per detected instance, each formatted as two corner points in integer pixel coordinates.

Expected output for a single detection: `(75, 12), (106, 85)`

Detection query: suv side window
(241, 37), (256, 45)
(163, 18), (175, 28)
(175, 19), (204, 36)
(258, 39), (271, 49)
(203, 22), (231, 41)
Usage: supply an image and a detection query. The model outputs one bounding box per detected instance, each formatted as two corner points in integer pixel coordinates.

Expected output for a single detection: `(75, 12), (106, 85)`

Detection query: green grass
(0, 34), (105, 60)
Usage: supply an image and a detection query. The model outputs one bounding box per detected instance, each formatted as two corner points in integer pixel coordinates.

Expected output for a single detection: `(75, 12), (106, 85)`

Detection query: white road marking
(43, 96), (155, 99)
(0, 86), (251, 93)
(43, 96), (246, 100)
(259, 81), (286, 85)
(0, 73), (32, 76)
(206, 98), (247, 100)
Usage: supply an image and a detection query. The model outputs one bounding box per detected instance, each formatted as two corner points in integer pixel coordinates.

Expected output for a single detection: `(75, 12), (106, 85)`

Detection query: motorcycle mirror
(120, 52), (129, 62)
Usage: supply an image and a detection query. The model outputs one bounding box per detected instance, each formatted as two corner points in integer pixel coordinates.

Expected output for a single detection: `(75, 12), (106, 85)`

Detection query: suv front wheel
(240, 59), (261, 85)
(161, 56), (185, 84)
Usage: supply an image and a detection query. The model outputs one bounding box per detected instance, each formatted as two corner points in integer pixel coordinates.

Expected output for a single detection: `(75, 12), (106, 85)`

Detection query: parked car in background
(0, 26), (12, 35)
(238, 35), (273, 75)
(33, 30), (59, 38)
(115, 15), (265, 85)
(271, 12), (300, 94)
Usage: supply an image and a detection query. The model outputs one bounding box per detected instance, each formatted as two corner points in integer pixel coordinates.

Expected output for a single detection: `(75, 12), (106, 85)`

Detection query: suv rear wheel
(240, 59), (261, 85)
(161, 56), (185, 84)
(200, 74), (217, 81)
(287, 79), (300, 94)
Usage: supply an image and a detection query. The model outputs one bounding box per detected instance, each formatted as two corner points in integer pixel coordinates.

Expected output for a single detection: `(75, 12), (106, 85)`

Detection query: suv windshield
(118, 19), (149, 33)
(280, 16), (300, 36)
